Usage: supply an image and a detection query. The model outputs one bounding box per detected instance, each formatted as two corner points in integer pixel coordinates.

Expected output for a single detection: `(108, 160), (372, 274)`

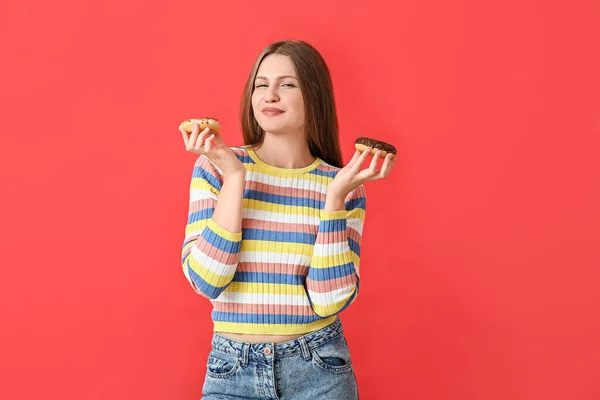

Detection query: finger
(378, 154), (395, 177)
(189, 123), (201, 147)
(368, 150), (382, 174)
(180, 127), (189, 148)
(346, 149), (362, 168)
(191, 122), (200, 136)
(352, 147), (372, 172)
(357, 153), (390, 183)
(355, 168), (377, 183)
(204, 134), (215, 153)
(193, 128), (211, 151)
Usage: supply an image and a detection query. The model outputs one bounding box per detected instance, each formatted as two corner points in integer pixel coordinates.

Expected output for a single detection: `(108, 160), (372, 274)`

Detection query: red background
(1, 1), (599, 399)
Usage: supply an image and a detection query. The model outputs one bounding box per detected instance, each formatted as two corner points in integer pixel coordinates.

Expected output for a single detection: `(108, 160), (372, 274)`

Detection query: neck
(253, 133), (316, 169)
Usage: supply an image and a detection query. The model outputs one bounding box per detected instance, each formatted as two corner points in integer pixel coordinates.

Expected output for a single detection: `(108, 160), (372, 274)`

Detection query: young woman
(180, 40), (395, 400)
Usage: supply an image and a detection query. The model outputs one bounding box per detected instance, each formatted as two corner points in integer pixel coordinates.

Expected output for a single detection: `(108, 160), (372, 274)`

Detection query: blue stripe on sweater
(237, 155), (255, 164)
(188, 208), (214, 224)
(211, 311), (323, 324)
(193, 166), (222, 190)
(233, 271), (305, 285)
(345, 197), (366, 210)
(201, 227), (242, 253)
(348, 238), (360, 256)
(186, 260), (228, 299)
(242, 228), (316, 244)
(244, 190), (325, 209)
(318, 219), (347, 232)
(309, 168), (338, 178)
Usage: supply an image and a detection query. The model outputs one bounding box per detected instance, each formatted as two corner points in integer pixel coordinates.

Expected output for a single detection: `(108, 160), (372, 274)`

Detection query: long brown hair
(239, 40), (344, 168)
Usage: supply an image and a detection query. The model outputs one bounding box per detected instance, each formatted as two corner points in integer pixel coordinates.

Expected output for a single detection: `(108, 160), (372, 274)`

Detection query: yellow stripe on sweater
(241, 240), (313, 257)
(244, 164), (333, 185)
(191, 177), (219, 192)
(310, 251), (353, 269)
(186, 257), (235, 288)
(185, 220), (210, 237)
(213, 316), (338, 335)
(226, 281), (307, 296)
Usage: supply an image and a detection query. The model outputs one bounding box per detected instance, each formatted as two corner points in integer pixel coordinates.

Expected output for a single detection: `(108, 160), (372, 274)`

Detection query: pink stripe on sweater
(315, 163), (338, 173)
(246, 181), (326, 201)
(237, 262), (309, 276)
(191, 237), (240, 263)
(348, 227), (361, 244)
(243, 218), (317, 235)
(189, 198), (215, 213)
(315, 230), (347, 244)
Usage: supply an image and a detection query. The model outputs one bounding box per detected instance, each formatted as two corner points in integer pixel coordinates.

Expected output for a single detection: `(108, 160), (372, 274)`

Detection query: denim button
(264, 346), (272, 355)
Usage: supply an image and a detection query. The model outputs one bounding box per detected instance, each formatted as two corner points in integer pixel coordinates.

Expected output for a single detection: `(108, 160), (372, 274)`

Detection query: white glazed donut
(179, 118), (221, 134)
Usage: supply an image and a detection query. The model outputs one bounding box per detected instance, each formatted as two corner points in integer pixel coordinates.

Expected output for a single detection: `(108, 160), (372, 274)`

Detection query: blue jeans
(201, 317), (359, 400)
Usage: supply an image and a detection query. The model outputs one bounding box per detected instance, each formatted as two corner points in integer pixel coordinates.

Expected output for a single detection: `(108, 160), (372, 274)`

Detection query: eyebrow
(255, 75), (298, 81)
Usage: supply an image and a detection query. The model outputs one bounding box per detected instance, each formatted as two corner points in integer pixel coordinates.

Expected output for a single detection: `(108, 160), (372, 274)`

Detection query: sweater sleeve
(305, 184), (366, 317)
(181, 155), (242, 299)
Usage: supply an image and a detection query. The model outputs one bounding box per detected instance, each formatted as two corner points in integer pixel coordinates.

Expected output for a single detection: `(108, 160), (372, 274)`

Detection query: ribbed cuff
(207, 218), (242, 242)
(320, 210), (347, 221)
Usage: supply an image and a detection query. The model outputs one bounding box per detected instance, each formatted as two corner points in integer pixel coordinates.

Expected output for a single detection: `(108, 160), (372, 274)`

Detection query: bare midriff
(216, 332), (306, 344)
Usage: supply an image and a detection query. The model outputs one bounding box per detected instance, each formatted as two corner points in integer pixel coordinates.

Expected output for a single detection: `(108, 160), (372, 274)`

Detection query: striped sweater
(181, 145), (366, 334)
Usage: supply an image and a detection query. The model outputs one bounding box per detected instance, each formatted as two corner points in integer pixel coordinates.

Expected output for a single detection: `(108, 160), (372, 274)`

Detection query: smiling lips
(262, 107), (284, 116)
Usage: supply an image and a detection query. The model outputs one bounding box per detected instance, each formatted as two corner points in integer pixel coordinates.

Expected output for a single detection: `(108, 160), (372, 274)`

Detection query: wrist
(223, 172), (246, 186)
(324, 192), (346, 212)
(223, 169), (245, 183)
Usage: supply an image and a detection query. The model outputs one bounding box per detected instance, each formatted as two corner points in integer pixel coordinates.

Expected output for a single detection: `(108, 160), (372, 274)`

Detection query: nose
(264, 86), (279, 103)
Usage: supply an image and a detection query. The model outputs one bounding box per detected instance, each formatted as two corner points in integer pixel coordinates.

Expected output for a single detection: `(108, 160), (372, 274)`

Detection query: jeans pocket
(206, 350), (241, 379)
(311, 336), (354, 373)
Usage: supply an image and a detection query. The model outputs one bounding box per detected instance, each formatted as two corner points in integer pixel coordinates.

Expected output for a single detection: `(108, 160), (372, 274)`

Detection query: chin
(262, 127), (285, 135)
(257, 118), (302, 136)
(258, 121), (285, 134)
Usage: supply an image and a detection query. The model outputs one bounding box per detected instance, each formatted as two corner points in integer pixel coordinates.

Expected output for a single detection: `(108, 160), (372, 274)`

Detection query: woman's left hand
(325, 147), (396, 210)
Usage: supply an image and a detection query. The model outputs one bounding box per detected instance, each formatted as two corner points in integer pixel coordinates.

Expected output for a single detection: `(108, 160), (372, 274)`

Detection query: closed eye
(255, 83), (296, 88)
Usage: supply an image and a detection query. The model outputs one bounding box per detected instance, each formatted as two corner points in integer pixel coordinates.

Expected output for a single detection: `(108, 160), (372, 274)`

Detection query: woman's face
(251, 54), (305, 136)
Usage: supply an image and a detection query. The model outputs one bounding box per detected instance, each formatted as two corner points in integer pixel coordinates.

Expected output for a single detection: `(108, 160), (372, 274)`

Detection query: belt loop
(298, 336), (311, 361)
(240, 343), (250, 366)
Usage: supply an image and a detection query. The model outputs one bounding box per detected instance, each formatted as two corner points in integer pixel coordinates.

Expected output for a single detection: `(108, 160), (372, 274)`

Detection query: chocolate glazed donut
(354, 137), (397, 159)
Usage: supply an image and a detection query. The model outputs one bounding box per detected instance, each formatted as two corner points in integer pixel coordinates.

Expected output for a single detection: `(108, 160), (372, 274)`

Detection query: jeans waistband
(211, 317), (344, 360)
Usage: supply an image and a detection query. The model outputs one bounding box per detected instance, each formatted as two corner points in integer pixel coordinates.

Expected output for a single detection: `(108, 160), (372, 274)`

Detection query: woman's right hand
(180, 122), (246, 180)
